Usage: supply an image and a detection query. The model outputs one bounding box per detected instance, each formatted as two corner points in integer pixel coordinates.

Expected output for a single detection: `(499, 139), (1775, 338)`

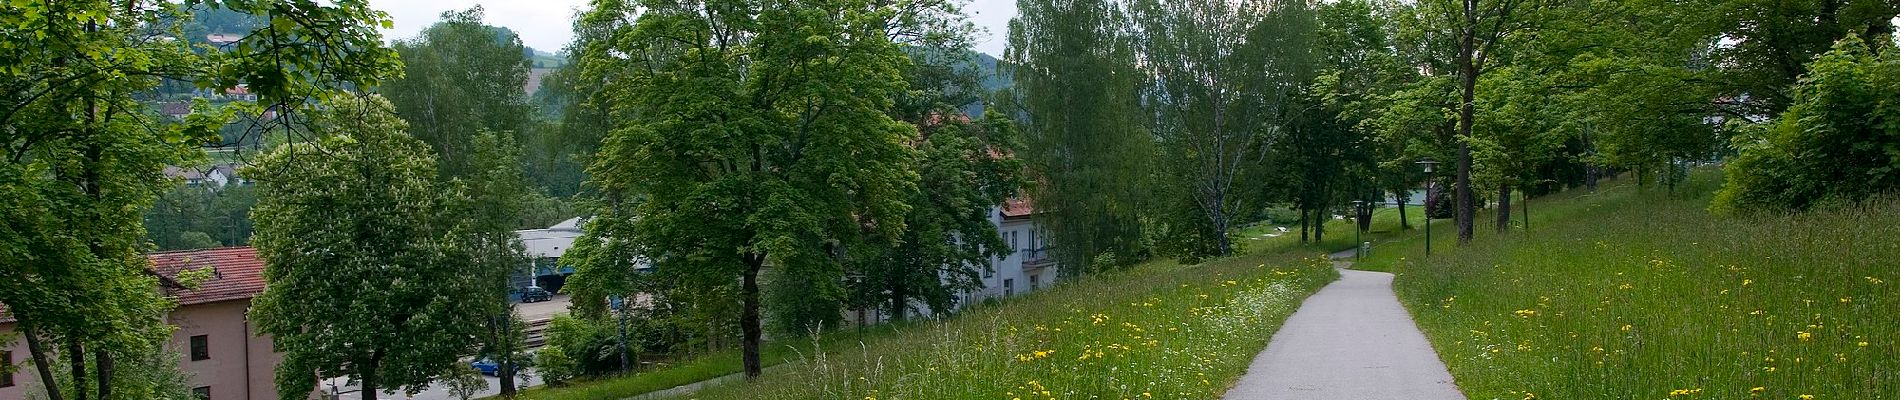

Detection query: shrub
(1715, 35), (1900, 213)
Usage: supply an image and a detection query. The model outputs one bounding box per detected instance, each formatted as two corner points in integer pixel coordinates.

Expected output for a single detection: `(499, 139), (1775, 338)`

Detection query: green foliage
(1716, 36), (1900, 213)
(144, 183), (258, 250)
(540, 314), (616, 384)
(3, 2), (396, 399)
(574, 0), (946, 377)
(840, 110), (1024, 328)
(534, 345), (581, 387)
(1129, 0), (1294, 259)
(382, 6), (534, 179)
(1007, 0), (1155, 272)
(247, 96), (489, 398)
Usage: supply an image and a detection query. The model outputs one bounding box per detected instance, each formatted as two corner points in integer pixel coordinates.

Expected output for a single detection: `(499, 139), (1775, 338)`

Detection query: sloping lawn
(675, 252), (1337, 400)
(1389, 173), (1898, 399)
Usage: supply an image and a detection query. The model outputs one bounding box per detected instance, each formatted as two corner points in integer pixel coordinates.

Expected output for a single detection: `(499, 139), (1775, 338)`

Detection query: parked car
(519, 286), (554, 303)
(470, 358), (499, 376)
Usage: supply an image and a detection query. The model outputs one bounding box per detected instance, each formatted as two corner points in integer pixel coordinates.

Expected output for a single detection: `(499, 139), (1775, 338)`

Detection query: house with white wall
(846, 198), (1059, 325)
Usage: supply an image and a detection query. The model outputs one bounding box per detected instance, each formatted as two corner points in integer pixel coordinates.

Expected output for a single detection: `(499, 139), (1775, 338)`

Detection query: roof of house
(163, 165), (207, 180)
(160, 102), (192, 117)
(1002, 197), (1035, 218)
(2, 247), (267, 324)
(148, 246), (268, 306)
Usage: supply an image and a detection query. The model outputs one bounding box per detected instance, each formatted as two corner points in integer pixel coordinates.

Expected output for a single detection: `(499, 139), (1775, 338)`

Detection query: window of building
(1030, 274), (1040, 291)
(2, 350), (14, 387)
(1004, 278), (1014, 297)
(190, 335), (210, 361)
(192, 386), (210, 400)
(1009, 231), (1018, 251)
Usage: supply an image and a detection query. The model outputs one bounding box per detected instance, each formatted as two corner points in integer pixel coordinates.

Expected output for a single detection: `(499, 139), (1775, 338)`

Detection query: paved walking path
(1222, 250), (1465, 400)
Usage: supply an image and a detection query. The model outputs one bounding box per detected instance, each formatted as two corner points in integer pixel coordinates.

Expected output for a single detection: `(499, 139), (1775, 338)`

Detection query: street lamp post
(1416, 159), (1439, 256)
(1351, 200), (1365, 261)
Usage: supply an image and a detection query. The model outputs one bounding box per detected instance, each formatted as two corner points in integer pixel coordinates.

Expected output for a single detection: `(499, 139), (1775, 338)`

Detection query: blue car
(470, 358), (499, 376)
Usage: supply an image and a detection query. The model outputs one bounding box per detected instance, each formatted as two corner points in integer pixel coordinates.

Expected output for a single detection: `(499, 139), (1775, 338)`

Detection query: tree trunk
(1299, 205), (1309, 243)
(1313, 205), (1327, 243)
(93, 349), (112, 400)
(68, 342), (87, 400)
(499, 314), (517, 395)
(1586, 165), (1599, 191)
(24, 327), (66, 400)
(741, 254), (764, 379)
(1455, 0), (1478, 245)
(363, 350), (382, 400)
(889, 282), (907, 323)
(1495, 185), (1511, 233)
(1522, 193), (1530, 232)
(1211, 204), (1232, 256)
(1395, 191), (1411, 230)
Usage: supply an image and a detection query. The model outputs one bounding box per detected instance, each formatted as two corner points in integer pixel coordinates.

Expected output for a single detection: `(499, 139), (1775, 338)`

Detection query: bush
(535, 345), (579, 387)
(1715, 35), (1900, 213)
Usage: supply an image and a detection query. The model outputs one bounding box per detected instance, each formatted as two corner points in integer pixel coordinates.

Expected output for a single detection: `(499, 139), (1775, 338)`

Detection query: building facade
(1, 247), (287, 400)
(848, 198), (1060, 325)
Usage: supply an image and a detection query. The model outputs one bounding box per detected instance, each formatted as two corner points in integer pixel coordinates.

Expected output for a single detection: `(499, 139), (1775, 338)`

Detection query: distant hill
(961, 51), (1009, 116)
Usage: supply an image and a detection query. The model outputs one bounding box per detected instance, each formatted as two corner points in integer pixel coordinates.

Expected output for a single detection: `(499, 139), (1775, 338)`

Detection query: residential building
(848, 198), (1059, 325)
(966, 198), (1058, 304)
(0, 247), (289, 400)
(163, 163), (247, 188)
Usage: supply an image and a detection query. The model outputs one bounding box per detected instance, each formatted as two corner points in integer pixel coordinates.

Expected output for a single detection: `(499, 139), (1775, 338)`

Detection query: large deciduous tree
(247, 96), (488, 400)
(575, 0), (930, 378)
(1128, 0), (1277, 258)
(1, 2), (397, 399)
(381, 6), (533, 179)
(1008, 0), (1154, 272)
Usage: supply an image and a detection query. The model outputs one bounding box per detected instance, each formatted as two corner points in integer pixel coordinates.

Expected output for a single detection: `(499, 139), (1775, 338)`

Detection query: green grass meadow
(1384, 173), (1899, 399)
(670, 253), (1337, 400)
(512, 206), (1408, 400)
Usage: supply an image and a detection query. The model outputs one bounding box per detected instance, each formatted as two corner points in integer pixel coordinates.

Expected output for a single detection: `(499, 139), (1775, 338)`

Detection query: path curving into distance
(1222, 250), (1465, 400)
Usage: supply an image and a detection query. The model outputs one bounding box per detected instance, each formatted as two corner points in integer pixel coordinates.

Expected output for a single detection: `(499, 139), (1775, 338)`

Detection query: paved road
(518, 294), (570, 321)
(1222, 254), (1464, 400)
(322, 370), (543, 400)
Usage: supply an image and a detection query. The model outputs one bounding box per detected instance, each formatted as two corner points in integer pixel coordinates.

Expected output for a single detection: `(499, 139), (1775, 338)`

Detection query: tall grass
(668, 252), (1338, 400)
(1391, 173), (1899, 399)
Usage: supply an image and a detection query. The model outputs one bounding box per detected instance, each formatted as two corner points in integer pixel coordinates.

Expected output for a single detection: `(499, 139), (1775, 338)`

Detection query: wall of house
(849, 209), (1060, 326)
(0, 322), (31, 400)
(167, 299), (282, 400)
(0, 300), (287, 400)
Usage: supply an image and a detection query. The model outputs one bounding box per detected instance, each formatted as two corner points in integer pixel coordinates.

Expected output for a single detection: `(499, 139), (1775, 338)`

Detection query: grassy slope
(676, 252), (1337, 400)
(1382, 172), (1898, 399)
(517, 206), (1424, 400)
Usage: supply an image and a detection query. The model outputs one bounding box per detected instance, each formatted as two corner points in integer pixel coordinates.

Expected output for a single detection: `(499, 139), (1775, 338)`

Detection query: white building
(967, 198), (1057, 302)
(513, 217), (586, 295)
(848, 198), (1059, 325)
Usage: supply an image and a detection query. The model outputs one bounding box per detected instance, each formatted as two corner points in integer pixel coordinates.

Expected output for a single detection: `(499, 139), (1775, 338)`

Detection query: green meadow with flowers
(668, 251), (1338, 400)
(1387, 173), (1898, 399)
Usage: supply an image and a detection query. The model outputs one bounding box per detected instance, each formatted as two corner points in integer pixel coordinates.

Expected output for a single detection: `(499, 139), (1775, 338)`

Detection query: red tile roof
(148, 247), (268, 306)
(1002, 197), (1035, 218)
(1, 247), (266, 324)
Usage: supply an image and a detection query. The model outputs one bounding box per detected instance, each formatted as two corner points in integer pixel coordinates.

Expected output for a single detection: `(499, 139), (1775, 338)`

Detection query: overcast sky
(371, 0), (1019, 56)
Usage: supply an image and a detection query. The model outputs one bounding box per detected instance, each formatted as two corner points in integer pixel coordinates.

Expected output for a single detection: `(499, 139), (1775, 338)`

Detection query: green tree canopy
(246, 96), (488, 400)
(1715, 36), (1900, 212)
(574, 0), (935, 378)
